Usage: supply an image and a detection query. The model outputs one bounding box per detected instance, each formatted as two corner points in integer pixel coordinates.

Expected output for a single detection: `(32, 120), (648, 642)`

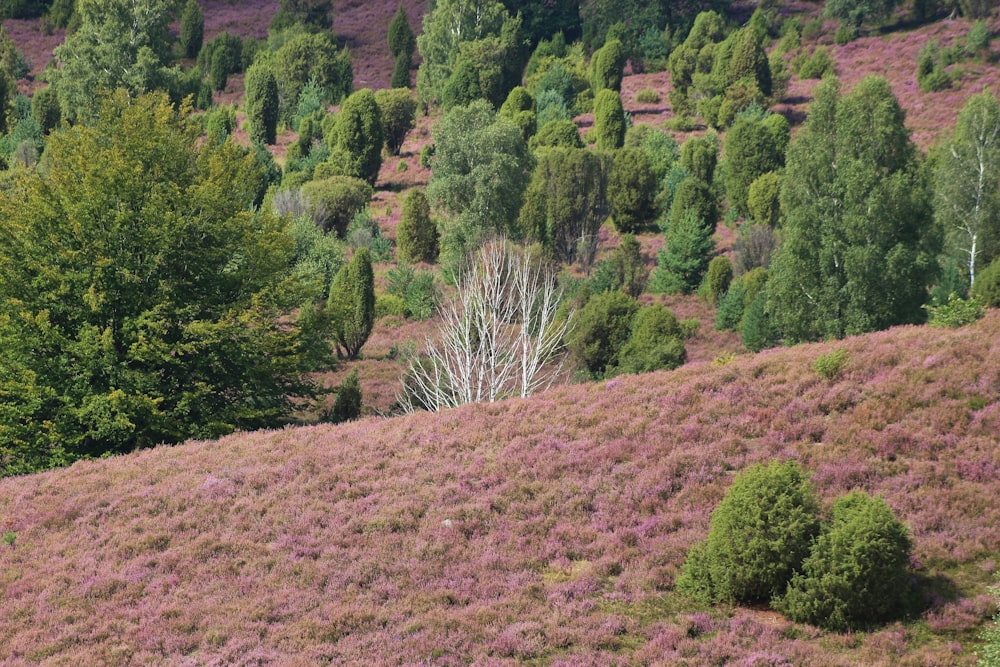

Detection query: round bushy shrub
(677, 460), (821, 604)
(747, 171), (782, 227)
(593, 88), (626, 150)
(614, 304), (687, 375)
(397, 189), (438, 264)
(972, 256), (1000, 307)
(301, 176), (374, 237)
(608, 146), (657, 233)
(568, 290), (640, 379)
(775, 491), (913, 631)
(530, 119), (583, 149)
(701, 256), (733, 306)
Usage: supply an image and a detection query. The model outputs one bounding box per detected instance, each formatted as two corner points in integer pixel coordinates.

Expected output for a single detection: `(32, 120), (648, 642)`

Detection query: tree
(52, 0), (177, 123)
(387, 2), (415, 88)
(31, 84), (61, 134)
(274, 0), (332, 30)
(328, 247), (375, 359)
(569, 290), (640, 379)
(374, 87), (416, 156)
(499, 85), (537, 142)
(0, 92), (327, 476)
(677, 460), (821, 604)
(767, 76), (939, 342)
(428, 100), (533, 272)
(651, 209), (715, 294)
(721, 108), (788, 217)
(300, 175), (373, 236)
(401, 241), (572, 410)
(397, 189), (439, 264)
(825, 0), (899, 30)
(327, 88), (383, 185)
(519, 147), (608, 264)
(775, 491), (913, 631)
(934, 91), (1000, 290)
(245, 60), (279, 145)
(273, 32), (352, 125)
(590, 38), (626, 92)
(680, 132), (718, 184)
(608, 146), (657, 233)
(327, 369), (361, 423)
(593, 88), (626, 150)
(179, 0), (204, 60)
(614, 304), (687, 375)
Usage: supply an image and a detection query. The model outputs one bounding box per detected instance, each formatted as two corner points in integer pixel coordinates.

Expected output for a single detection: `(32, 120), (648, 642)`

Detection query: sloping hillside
(2, 314), (999, 664)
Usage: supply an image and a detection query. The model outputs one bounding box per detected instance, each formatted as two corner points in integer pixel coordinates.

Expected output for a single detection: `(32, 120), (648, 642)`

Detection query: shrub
(677, 460), (821, 604)
(802, 17), (824, 41)
(327, 369), (362, 423)
(747, 171), (782, 226)
(741, 290), (774, 352)
(376, 293), (406, 318)
(701, 256), (733, 306)
(972, 256), (1000, 307)
(635, 88), (660, 104)
(775, 491), (914, 632)
(591, 38), (626, 92)
(917, 41), (950, 92)
(386, 263), (439, 320)
(926, 293), (986, 327)
(179, 0), (204, 60)
(530, 118), (583, 149)
(651, 209), (715, 295)
(245, 61), (279, 145)
(608, 147), (657, 233)
(812, 347), (849, 381)
(328, 247), (376, 360)
(613, 304), (687, 375)
(966, 19), (991, 59)
(982, 574), (1000, 667)
(419, 143), (435, 168)
(301, 176), (374, 237)
(799, 46), (833, 79)
(593, 88), (626, 150)
(834, 23), (857, 45)
(397, 189), (439, 264)
(568, 290), (640, 379)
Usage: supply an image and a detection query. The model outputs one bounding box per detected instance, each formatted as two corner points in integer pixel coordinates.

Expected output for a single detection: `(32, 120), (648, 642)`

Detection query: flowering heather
(3, 313), (1000, 664)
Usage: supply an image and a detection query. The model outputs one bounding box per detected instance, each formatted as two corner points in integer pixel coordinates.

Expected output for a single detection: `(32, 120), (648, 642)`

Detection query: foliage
(973, 256), (1000, 307)
(767, 76), (940, 343)
(776, 491), (913, 631)
(613, 304), (687, 375)
(825, 0), (899, 30)
(200, 32), (242, 92)
(273, 32), (352, 125)
(635, 88), (660, 104)
(590, 38), (626, 92)
(652, 209), (715, 294)
(721, 108), (788, 217)
(916, 40), (950, 93)
(282, 210), (345, 300)
(326, 88), (383, 185)
(812, 347), (850, 381)
(925, 293), (986, 328)
(245, 60), (279, 145)
(386, 263), (439, 320)
(204, 104), (237, 145)
(799, 46), (834, 79)
(669, 176), (717, 231)
(300, 175), (373, 237)
(397, 189), (439, 264)
(608, 147), (657, 233)
(328, 247), (375, 360)
(327, 369), (362, 423)
(740, 289), (774, 351)
(387, 3), (415, 63)
(273, 0), (332, 30)
(680, 132), (718, 184)
(966, 20), (991, 59)
(519, 147), (608, 264)
(676, 460), (821, 604)
(530, 118), (582, 149)
(499, 86), (537, 142)
(747, 171), (782, 226)
(371, 88), (415, 157)
(0, 92), (326, 475)
(701, 256), (732, 306)
(568, 290), (639, 379)
(982, 574), (1000, 667)
(593, 89), (626, 151)
(30, 84), (61, 135)
(179, 0), (204, 60)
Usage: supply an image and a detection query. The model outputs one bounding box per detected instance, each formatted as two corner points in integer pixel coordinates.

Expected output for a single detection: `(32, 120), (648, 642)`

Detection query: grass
(2, 312), (999, 663)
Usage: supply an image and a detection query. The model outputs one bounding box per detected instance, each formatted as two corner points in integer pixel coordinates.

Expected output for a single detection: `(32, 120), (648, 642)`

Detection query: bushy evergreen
(179, 0), (204, 60)
(568, 290), (640, 379)
(245, 61), (279, 145)
(593, 88), (626, 150)
(397, 189), (438, 264)
(614, 304), (687, 375)
(608, 146), (657, 233)
(300, 175), (373, 237)
(328, 247), (375, 360)
(327, 369), (362, 423)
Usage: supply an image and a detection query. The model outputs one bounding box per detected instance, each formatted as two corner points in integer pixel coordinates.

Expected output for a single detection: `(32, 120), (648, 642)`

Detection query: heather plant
(775, 491), (914, 631)
(812, 347), (849, 381)
(676, 460), (821, 604)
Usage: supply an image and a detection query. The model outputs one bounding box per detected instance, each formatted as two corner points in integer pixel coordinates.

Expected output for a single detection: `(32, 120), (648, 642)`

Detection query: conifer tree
(388, 3), (415, 88)
(397, 189), (439, 264)
(245, 60), (279, 145)
(328, 88), (384, 185)
(328, 247), (376, 360)
(593, 88), (626, 150)
(590, 38), (626, 92)
(179, 0), (204, 60)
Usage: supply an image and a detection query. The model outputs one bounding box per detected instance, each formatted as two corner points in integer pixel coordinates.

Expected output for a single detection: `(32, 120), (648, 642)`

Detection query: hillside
(2, 313), (999, 664)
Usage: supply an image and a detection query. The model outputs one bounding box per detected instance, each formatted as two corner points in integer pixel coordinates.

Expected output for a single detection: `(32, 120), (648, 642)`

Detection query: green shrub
(799, 46), (833, 79)
(419, 143), (435, 168)
(591, 38), (626, 92)
(966, 19), (990, 59)
(529, 118), (583, 149)
(981, 574), (1000, 667)
(775, 491), (914, 632)
(593, 88), (626, 150)
(801, 17), (824, 41)
(300, 176), (373, 237)
(747, 171), (782, 226)
(608, 147), (657, 233)
(917, 41), (950, 93)
(327, 369), (362, 423)
(397, 189), (438, 264)
(614, 304), (687, 375)
(677, 460), (821, 604)
(834, 23), (857, 45)
(179, 0), (204, 60)
(386, 263), (439, 320)
(635, 88), (660, 104)
(972, 256), (1000, 307)
(568, 290), (640, 379)
(740, 290), (774, 352)
(926, 293), (986, 328)
(700, 256), (733, 306)
(812, 347), (849, 381)
(376, 293), (406, 318)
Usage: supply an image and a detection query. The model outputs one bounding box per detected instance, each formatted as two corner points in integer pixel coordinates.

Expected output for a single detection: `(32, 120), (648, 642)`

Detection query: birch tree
(400, 241), (572, 411)
(934, 91), (1000, 289)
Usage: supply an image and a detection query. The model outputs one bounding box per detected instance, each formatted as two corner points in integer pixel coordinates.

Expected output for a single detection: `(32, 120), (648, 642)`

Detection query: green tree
(590, 37), (626, 92)
(387, 3), (415, 88)
(31, 84), (61, 134)
(569, 290), (640, 379)
(669, 175), (718, 230)
(328, 247), (375, 360)
(677, 460), (821, 604)
(519, 146), (608, 263)
(530, 118), (582, 149)
(614, 304), (687, 375)
(374, 87), (416, 156)
(245, 60), (279, 145)
(274, 0), (332, 30)
(428, 100), (533, 272)
(327, 88), (383, 185)
(746, 171), (782, 226)
(300, 175), (373, 237)
(608, 146), (657, 233)
(651, 209), (715, 294)
(680, 131), (718, 184)
(701, 255), (733, 305)
(499, 85), (536, 142)
(273, 32), (352, 125)
(327, 369), (362, 423)
(825, 0), (899, 31)
(179, 0), (204, 60)
(776, 491), (913, 631)
(397, 189), (439, 263)
(593, 88), (626, 150)
(0, 92), (326, 476)
(934, 91), (1000, 290)
(721, 108), (788, 216)
(767, 76), (939, 342)
(52, 0), (177, 123)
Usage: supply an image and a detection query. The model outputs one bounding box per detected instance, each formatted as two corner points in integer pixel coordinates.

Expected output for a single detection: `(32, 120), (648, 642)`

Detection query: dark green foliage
(387, 3), (415, 61)
(0, 0), (47, 18)
(275, 0), (332, 30)
(568, 290), (640, 379)
(612, 234), (648, 298)
(530, 118), (583, 149)
(300, 175), (373, 237)
(0, 23), (28, 81)
(740, 289), (774, 351)
(721, 110), (788, 217)
(652, 209), (715, 294)
(200, 32), (243, 91)
(746, 171), (782, 226)
(386, 263), (439, 319)
(519, 147), (608, 263)
(670, 176), (718, 230)
(680, 132), (718, 184)
(499, 86), (536, 142)
(442, 57), (482, 109)
(31, 84), (61, 134)
(205, 104), (237, 145)
(614, 304), (687, 375)
(966, 19), (990, 59)
(590, 38), (626, 92)
(327, 88), (383, 185)
(726, 27), (771, 98)
(397, 189), (438, 264)
(327, 369), (361, 423)
(626, 124), (679, 186)
(0, 93), (326, 475)
(593, 88), (626, 150)
(392, 53), (412, 89)
(179, 0), (204, 60)
(676, 460), (821, 604)
(701, 256), (732, 306)
(245, 61), (279, 145)
(291, 80), (325, 133)
(959, 0), (992, 18)
(799, 46), (834, 79)
(608, 147), (657, 233)
(767, 76), (940, 343)
(973, 256), (1000, 307)
(776, 492), (913, 631)
(328, 247), (375, 359)
(502, 0), (581, 48)
(825, 0), (899, 30)
(916, 40), (950, 93)
(273, 32), (353, 124)
(375, 87), (416, 156)
(715, 266), (768, 332)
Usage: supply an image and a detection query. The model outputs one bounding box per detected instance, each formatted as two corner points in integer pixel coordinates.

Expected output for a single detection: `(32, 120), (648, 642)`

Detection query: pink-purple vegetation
(2, 313), (999, 663)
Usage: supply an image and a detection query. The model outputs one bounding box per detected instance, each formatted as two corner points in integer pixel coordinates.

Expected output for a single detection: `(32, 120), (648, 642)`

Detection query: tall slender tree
(328, 247), (375, 360)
